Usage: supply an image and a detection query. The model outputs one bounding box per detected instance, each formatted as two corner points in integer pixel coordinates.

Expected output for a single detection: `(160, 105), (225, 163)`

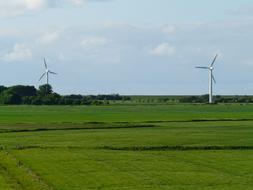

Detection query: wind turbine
(39, 58), (57, 85)
(196, 54), (218, 104)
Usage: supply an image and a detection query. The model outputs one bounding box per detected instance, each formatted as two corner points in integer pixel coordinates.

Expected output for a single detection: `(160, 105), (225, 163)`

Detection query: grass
(0, 168), (15, 190)
(0, 104), (253, 124)
(0, 104), (253, 189)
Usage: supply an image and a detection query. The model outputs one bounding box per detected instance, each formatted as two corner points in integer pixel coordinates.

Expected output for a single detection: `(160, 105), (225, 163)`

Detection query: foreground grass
(11, 149), (253, 190)
(0, 121), (253, 189)
(0, 170), (14, 190)
(0, 104), (253, 189)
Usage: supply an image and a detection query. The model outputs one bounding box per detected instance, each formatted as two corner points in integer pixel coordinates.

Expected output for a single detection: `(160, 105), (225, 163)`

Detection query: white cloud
(0, 0), (48, 18)
(0, 28), (20, 37)
(2, 43), (32, 62)
(81, 37), (109, 49)
(36, 32), (59, 45)
(0, 0), (109, 18)
(161, 25), (176, 35)
(150, 43), (176, 56)
(70, 0), (84, 6)
(23, 0), (47, 10)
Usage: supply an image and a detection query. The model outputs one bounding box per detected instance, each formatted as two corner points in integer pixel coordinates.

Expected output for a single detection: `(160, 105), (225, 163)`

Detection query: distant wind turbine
(39, 58), (57, 85)
(196, 54), (218, 104)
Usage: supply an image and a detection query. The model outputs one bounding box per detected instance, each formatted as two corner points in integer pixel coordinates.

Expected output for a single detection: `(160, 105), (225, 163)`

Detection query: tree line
(0, 84), (130, 105)
(179, 94), (253, 103)
(131, 95), (253, 104)
(0, 85), (252, 105)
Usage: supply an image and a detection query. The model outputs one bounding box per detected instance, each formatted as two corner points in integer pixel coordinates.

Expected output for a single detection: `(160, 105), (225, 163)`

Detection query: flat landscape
(0, 104), (252, 189)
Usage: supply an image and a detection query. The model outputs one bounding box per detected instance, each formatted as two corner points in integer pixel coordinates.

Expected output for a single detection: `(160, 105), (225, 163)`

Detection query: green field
(0, 104), (253, 189)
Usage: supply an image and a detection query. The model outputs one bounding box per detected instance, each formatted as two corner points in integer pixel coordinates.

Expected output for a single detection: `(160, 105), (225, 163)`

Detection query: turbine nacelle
(39, 58), (58, 85)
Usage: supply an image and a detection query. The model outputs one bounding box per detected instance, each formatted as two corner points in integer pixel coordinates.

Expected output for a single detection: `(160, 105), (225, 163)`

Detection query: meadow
(0, 104), (253, 189)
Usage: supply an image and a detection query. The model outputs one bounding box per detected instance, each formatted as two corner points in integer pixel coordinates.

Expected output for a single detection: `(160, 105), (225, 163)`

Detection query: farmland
(0, 104), (253, 189)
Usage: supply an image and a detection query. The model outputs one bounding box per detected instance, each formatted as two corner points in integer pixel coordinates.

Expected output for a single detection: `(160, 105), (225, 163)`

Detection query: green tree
(0, 86), (7, 94)
(0, 91), (21, 105)
(8, 85), (37, 97)
(38, 84), (53, 96)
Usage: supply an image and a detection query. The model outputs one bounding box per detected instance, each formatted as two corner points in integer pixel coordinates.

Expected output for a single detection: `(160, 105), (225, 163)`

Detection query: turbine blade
(196, 66), (209, 69)
(49, 71), (57, 75)
(39, 73), (46, 81)
(212, 74), (217, 84)
(44, 58), (48, 69)
(210, 54), (218, 67)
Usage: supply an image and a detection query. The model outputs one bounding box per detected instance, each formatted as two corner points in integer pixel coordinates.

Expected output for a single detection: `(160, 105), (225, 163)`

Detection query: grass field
(0, 104), (253, 189)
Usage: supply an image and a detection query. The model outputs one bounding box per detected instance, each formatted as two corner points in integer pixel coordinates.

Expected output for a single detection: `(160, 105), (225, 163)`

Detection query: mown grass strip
(0, 151), (53, 190)
(100, 145), (253, 151)
(0, 117), (252, 134)
(143, 118), (253, 123)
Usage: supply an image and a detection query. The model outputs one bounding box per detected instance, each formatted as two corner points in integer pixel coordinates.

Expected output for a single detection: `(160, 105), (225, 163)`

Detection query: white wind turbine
(39, 58), (57, 85)
(196, 54), (218, 104)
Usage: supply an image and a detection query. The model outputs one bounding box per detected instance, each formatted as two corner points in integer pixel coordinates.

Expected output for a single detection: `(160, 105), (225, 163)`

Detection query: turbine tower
(196, 54), (218, 104)
(39, 58), (57, 85)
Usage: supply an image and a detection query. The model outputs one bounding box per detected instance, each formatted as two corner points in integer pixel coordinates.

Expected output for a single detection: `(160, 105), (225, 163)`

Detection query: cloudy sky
(1, 0), (253, 95)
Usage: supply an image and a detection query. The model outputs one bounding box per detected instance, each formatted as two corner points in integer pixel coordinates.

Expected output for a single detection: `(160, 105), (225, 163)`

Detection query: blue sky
(1, 0), (253, 95)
